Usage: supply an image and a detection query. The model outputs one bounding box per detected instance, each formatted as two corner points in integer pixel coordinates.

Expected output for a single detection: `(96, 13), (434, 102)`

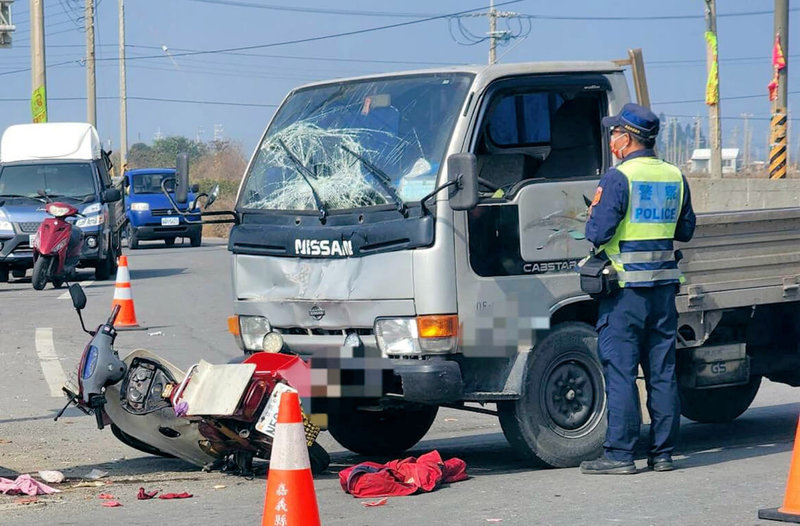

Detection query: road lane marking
(34, 328), (68, 398)
(58, 281), (94, 299)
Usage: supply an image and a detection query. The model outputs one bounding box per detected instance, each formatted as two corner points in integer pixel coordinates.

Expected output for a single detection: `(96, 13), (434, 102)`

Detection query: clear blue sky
(1, 0), (797, 161)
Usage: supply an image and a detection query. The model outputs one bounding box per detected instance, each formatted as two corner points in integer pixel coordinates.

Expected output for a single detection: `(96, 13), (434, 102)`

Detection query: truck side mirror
(103, 188), (121, 203)
(205, 183), (219, 209)
(175, 152), (189, 204)
(447, 153), (478, 211)
(190, 183), (200, 193)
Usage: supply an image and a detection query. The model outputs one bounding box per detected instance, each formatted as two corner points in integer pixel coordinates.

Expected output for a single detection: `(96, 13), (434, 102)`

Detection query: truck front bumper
(132, 223), (201, 241)
(0, 233), (34, 269)
(393, 359), (464, 404)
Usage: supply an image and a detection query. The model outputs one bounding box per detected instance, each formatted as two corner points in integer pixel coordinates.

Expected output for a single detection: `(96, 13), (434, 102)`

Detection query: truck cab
(124, 168), (202, 248)
(0, 123), (124, 282)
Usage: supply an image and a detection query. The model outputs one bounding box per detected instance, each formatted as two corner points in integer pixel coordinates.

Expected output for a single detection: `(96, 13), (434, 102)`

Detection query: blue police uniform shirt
(586, 149), (696, 249)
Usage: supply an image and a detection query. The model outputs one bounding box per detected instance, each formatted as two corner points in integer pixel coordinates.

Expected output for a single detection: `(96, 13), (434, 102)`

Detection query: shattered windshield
(239, 73), (474, 212)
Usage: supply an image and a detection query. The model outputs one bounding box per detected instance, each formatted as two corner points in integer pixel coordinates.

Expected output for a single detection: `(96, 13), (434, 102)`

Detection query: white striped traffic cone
(111, 255), (142, 329)
(261, 391), (320, 526)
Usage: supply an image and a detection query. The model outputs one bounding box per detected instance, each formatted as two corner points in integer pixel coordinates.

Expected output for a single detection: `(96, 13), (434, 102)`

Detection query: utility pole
(672, 118), (679, 165)
(86, 0), (96, 127)
(704, 0), (722, 178)
(119, 0), (128, 171)
(694, 115), (701, 151)
(741, 113), (752, 170)
(30, 0), (47, 122)
(488, 0), (497, 64)
(769, 0), (789, 179)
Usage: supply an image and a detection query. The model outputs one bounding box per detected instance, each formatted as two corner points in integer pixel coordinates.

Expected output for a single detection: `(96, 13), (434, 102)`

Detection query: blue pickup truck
(124, 168), (202, 248)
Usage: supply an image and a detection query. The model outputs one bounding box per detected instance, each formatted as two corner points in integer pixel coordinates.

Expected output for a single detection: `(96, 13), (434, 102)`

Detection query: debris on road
(213, 485), (226, 490)
(84, 468), (108, 480)
(148, 331), (163, 337)
(158, 492), (193, 499)
(137, 487), (159, 500)
(339, 450), (468, 498)
(13, 497), (39, 505)
(0, 474), (61, 496)
(38, 470), (65, 484)
(362, 497), (389, 507)
(98, 493), (116, 500)
(72, 481), (108, 488)
(101, 500), (123, 507)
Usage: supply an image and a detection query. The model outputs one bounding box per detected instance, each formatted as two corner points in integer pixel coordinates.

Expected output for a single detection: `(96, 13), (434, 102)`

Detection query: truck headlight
(375, 318), (421, 356)
(76, 214), (104, 228)
(238, 315), (272, 352)
(130, 202), (149, 211)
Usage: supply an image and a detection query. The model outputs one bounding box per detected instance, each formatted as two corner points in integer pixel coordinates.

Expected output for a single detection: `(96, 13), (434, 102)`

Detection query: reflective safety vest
(599, 156), (685, 287)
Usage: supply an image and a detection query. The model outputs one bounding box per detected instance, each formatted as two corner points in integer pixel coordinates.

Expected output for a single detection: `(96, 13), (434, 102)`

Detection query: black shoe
(647, 454), (674, 472)
(580, 457), (636, 475)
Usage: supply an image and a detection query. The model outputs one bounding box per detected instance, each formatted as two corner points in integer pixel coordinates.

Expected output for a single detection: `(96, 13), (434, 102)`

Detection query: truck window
(0, 163), (97, 199)
(473, 79), (606, 195)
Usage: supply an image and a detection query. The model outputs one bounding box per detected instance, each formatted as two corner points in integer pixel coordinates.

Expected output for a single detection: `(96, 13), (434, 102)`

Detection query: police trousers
(596, 285), (680, 462)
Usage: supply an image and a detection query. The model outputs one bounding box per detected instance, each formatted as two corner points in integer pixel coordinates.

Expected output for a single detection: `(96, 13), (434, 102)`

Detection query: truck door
(97, 151), (125, 234)
(454, 73), (615, 388)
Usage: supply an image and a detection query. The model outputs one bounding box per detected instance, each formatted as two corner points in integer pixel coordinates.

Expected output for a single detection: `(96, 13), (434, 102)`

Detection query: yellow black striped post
(770, 110), (788, 179)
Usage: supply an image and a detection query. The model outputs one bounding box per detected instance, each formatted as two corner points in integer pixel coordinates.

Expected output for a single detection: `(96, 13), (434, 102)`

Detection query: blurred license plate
(161, 217), (179, 226)
(255, 383), (297, 438)
(29, 234), (37, 246)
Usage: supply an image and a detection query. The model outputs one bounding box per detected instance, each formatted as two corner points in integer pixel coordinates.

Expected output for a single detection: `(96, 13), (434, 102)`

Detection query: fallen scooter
(55, 283), (330, 475)
(32, 201), (83, 290)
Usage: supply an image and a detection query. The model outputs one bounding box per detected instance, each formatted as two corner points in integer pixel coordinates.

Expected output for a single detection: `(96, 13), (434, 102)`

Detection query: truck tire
(11, 269), (26, 278)
(327, 400), (438, 456)
(164, 237), (176, 247)
(497, 322), (607, 468)
(95, 235), (118, 280)
(679, 376), (761, 423)
(190, 231), (202, 247)
(127, 224), (140, 250)
(0, 266), (8, 283)
(308, 442), (330, 474)
(32, 256), (52, 290)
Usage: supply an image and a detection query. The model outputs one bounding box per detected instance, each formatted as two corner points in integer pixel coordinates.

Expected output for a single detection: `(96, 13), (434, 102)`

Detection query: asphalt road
(1, 238), (799, 525)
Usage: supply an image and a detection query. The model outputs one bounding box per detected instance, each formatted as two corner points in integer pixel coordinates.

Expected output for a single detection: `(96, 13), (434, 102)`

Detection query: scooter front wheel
(32, 256), (52, 290)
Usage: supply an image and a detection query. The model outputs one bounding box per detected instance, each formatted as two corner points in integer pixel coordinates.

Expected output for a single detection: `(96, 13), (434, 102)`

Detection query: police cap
(601, 103), (660, 140)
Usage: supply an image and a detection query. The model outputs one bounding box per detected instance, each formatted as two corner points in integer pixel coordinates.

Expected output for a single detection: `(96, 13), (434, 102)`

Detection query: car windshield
(238, 73), (474, 212)
(0, 162), (96, 199)
(131, 172), (173, 194)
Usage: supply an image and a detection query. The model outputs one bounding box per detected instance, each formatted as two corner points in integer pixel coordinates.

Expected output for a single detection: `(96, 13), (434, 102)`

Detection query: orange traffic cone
(759, 415), (800, 522)
(261, 391), (320, 526)
(111, 255), (144, 331)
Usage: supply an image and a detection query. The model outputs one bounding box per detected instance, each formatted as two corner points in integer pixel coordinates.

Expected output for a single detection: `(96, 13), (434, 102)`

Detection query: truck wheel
(308, 442), (330, 474)
(327, 400), (438, 456)
(0, 266), (8, 283)
(164, 237), (176, 247)
(127, 224), (140, 250)
(190, 231), (202, 247)
(32, 256), (52, 291)
(679, 376), (761, 423)
(497, 322), (607, 468)
(110, 424), (175, 458)
(11, 269), (26, 278)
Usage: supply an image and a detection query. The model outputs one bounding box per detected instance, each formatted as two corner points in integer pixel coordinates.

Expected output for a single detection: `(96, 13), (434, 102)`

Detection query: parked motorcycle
(55, 283), (330, 475)
(31, 201), (83, 290)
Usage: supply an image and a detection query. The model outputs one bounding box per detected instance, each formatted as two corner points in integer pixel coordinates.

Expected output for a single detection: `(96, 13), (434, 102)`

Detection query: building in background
(690, 148), (741, 174)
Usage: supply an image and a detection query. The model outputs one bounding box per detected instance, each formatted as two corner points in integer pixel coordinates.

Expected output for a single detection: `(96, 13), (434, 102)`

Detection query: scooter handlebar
(108, 304), (121, 326)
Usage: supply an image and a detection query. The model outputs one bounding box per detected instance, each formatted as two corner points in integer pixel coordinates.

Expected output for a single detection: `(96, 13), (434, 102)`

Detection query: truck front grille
(276, 327), (374, 336)
(17, 222), (41, 233)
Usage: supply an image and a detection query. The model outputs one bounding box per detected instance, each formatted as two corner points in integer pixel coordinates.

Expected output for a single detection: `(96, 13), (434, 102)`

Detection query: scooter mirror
(204, 183), (220, 209)
(69, 283), (87, 311)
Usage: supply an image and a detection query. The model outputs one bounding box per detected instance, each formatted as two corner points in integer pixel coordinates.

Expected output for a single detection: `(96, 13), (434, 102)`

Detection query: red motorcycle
(32, 202), (83, 290)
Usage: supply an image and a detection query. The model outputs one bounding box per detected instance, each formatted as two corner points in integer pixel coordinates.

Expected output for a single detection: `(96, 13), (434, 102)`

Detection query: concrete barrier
(688, 178), (800, 213)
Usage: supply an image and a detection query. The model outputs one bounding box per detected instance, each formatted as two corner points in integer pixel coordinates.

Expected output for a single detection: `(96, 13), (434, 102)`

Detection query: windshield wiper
(275, 138), (328, 221)
(340, 144), (407, 216)
(0, 194), (45, 202)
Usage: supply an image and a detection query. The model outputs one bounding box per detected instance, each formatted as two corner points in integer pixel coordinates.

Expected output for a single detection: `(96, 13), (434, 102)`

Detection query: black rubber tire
(327, 400), (438, 456)
(0, 266), (9, 283)
(308, 442), (330, 475)
(680, 376), (762, 423)
(190, 232), (202, 247)
(164, 237), (176, 247)
(127, 224), (140, 250)
(32, 256), (51, 290)
(95, 236), (117, 280)
(497, 322), (607, 468)
(110, 424), (176, 458)
(11, 269), (26, 278)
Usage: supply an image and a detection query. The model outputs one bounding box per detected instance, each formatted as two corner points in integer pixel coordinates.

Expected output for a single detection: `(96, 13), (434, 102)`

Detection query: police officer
(580, 103), (696, 475)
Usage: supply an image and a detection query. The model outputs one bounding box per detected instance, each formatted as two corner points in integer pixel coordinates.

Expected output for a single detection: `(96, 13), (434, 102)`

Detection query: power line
(181, 0), (441, 18)
(655, 90), (800, 106)
(516, 7), (800, 21)
(93, 0), (524, 62)
(0, 94), (278, 107)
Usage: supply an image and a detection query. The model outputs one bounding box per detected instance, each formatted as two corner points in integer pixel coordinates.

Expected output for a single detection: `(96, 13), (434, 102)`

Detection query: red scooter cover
(339, 450), (468, 498)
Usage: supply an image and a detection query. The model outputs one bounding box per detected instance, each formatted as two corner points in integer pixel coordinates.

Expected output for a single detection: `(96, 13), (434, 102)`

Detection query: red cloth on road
(158, 492), (192, 499)
(339, 450), (467, 498)
(0, 475), (60, 496)
(137, 487), (159, 500)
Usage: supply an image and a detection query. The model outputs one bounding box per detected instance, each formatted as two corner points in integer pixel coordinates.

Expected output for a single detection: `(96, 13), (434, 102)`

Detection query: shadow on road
(129, 268), (187, 280)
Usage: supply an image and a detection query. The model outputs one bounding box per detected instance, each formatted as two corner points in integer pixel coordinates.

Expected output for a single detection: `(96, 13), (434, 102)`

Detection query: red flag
(769, 33), (786, 101)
